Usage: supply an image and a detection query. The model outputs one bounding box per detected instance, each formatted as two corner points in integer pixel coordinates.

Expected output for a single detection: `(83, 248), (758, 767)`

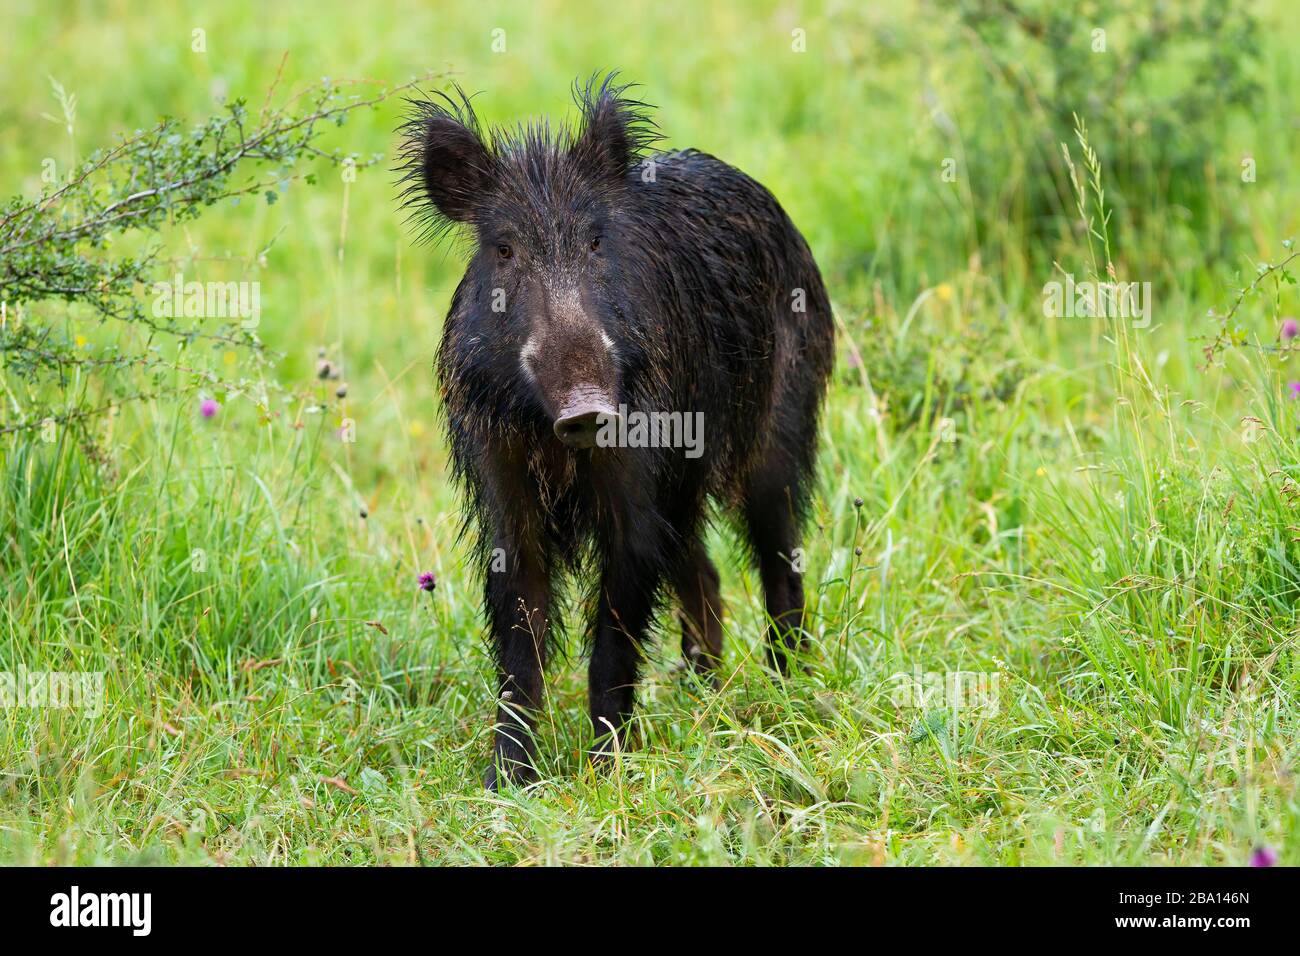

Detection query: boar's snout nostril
(553, 409), (603, 449)
(553, 394), (618, 450)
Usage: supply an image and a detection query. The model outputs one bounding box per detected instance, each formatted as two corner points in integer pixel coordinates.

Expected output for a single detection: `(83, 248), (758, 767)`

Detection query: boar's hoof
(485, 760), (539, 791)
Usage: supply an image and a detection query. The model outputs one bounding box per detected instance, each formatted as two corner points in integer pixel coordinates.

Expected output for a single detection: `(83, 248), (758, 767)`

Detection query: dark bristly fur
(398, 73), (834, 789)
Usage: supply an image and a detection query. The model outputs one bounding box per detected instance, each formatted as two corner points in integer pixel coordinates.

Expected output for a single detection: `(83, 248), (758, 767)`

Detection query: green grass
(1, 0), (1298, 864)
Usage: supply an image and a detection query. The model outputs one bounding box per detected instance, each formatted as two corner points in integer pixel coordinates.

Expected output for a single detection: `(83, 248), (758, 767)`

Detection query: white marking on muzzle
(519, 334), (539, 381)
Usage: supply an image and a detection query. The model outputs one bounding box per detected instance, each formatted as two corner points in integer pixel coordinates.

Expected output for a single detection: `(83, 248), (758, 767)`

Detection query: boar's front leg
(674, 536), (724, 682)
(484, 528), (551, 790)
(588, 550), (661, 760)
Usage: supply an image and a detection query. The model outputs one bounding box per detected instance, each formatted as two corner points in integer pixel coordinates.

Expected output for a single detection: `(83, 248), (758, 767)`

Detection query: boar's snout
(553, 388), (618, 450)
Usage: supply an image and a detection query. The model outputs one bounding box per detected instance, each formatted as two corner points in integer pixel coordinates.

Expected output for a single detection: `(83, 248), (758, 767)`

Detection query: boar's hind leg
(485, 541), (551, 790)
(674, 538), (724, 682)
(588, 556), (661, 759)
(742, 452), (811, 675)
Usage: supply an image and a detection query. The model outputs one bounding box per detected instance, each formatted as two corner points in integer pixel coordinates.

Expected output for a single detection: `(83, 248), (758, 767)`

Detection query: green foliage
(952, 0), (1260, 267)
(852, 300), (1023, 436)
(0, 77), (416, 437)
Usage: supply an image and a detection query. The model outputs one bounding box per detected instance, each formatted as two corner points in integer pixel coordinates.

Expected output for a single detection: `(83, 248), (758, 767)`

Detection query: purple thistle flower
(417, 571), (437, 593)
(200, 398), (219, 419)
(1289, 382), (1300, 399)
(1249, 845), (1278, 867)
(1283, 318), (1299, 341)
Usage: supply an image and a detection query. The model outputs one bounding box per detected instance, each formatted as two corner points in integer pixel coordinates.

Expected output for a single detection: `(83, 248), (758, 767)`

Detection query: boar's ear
(570, 73), (659, 182)
(398, 87), (495, 237)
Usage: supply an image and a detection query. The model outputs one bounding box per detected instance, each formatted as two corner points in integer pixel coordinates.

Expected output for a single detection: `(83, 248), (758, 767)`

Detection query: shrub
(951, 0), (1260, 268)
(0, 76), (423, 445)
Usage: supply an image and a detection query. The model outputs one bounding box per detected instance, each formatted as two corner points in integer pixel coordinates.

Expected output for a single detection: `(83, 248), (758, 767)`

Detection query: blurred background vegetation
(1, 0), (1297, 864)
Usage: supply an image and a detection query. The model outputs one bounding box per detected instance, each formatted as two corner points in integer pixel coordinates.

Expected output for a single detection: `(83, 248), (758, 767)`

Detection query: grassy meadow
(1, 0), (1298, 864)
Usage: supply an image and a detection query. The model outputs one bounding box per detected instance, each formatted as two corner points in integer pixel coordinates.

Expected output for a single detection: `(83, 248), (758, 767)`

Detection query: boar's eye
(589, 236), (601, 253)
(496, 243), (513, 261)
